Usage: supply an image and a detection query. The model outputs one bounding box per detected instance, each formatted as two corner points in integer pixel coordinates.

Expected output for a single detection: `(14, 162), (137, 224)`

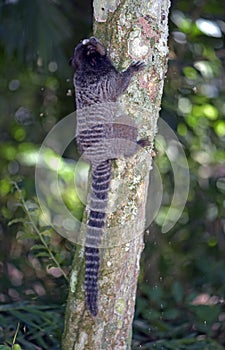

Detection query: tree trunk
(62, 0), (170, 349)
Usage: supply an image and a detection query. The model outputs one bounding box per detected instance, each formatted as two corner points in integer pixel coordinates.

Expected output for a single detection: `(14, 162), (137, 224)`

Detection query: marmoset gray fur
(70, 37), (146, 316)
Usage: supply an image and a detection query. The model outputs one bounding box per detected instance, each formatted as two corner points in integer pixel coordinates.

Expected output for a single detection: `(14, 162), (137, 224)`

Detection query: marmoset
(70, 37), (146, 316)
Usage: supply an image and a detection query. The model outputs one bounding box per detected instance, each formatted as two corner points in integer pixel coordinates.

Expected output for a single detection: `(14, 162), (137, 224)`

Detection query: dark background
(0, 0), (225, 349)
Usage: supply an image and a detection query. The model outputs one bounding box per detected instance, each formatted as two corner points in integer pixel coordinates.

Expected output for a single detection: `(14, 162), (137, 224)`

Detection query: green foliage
(132, 1), (225, 349)
(0, 1), (91, 348)
(133, 282), (225, 349)
(0, 302), (63, 349)
(10, 182), (70, 281)
(0, 0), (92, 69)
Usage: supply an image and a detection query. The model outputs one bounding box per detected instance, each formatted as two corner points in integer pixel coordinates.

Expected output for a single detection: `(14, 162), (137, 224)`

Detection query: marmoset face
(70, 37), (107, 70)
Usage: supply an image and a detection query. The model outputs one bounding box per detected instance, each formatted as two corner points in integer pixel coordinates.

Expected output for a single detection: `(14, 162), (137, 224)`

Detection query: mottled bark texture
(62, 0), (170, 349)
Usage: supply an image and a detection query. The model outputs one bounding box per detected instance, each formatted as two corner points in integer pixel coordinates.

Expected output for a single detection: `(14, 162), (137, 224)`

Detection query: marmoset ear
(69, 56), (73, 65)
(69, 56), (78, 69)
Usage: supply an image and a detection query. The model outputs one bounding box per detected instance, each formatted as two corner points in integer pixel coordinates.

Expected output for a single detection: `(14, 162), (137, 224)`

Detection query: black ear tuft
(69, 56), (73, 66)
(69, 56), (78, 69)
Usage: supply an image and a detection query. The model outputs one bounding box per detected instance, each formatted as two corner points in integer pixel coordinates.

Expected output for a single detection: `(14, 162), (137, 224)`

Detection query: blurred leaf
(8, 218), (26, 226)
(183, 66), (198, 80)
(171, 281), (184, 304)
(13, 345), (22, 350)
(202, 104), (218, 120)
(191, 304), (221, 324)
(214, 121), (225, 137)
(31, 244), (48, 251)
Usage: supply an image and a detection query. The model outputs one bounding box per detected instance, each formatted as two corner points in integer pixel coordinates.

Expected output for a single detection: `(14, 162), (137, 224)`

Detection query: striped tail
(85, 159), (111, 316)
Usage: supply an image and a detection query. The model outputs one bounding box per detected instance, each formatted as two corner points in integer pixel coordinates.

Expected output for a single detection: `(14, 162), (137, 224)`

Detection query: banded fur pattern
(85, 160), (111, 316)
(70, 37), (146, 316)
(76, 123), (112, 164)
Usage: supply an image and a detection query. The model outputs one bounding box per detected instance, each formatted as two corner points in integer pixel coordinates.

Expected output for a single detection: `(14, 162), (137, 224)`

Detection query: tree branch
(62, 1), (170, 349)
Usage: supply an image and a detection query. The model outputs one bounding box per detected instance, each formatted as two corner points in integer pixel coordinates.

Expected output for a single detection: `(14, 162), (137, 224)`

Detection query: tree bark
(62, 0), (170, 349)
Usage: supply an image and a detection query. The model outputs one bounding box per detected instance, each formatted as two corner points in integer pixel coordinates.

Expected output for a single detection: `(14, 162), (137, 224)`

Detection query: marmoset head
(70, 37), (109, 70)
